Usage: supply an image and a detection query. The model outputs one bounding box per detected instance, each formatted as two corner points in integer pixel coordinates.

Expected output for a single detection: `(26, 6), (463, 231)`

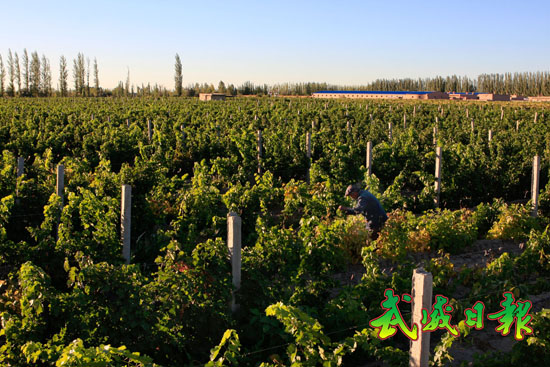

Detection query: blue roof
(313, 90), (437, 95)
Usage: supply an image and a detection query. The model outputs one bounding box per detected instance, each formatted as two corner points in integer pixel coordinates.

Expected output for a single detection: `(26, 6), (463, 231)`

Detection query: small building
(448, 92), (479, 100)
(404, 91), (449, 100)
(477, 93), (510, 101)
(527, 96), (550, 102)
(199, 93), (226, 101)
(312, 91), (448, 100)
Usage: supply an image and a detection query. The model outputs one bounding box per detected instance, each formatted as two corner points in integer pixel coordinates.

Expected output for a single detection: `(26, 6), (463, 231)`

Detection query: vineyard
(1, 96), (550, 366)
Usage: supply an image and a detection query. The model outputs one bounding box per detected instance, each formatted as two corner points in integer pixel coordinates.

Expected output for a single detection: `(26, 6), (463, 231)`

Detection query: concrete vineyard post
(501, 108), (504, 121)
(257, 130), (263, 175)
(435, 147), (442, 208)
(388, 122), (393, 140)
(516, 120), (520, 131)
(488, 129), (493, 142)
(466, 108), (469, 118)
(126, 119), (129, 127)
(471, 118), (474, 132)
(409, 268), (433, 367)
(404, 113), (407, 129)
(433, 126), (437, 146)
(413, 105), (416, 117)
(306, 132), (311, 159)
(16, 157), (24, 203)
(56, 164), (64, 206)
(366, 141), (373, 176)
(121, 185), (132, 264)
(534, 112), (538, 123)
(56, 164), (65, 240)
(17, 157), (24, 178)
(227, 212), (242, 313)
(532, 155), (540, 217)
(306, 132), (311, 184)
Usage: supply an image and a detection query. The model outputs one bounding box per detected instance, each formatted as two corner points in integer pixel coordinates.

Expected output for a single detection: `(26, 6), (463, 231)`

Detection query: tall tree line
(477, 72), (550, 96)
(2, 49), (550, 97)
(0, 49), (52, 96)
(266, 73), (550, 96)
(0, 49), (102, 97)
(193, 73), (550, 96)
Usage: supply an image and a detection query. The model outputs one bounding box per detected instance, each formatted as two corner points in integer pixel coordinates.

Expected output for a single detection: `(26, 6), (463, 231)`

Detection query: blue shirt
(345, 190), (388, 230)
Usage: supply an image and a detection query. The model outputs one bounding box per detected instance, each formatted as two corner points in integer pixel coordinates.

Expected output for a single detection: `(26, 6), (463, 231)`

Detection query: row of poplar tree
(0, 50), (100, 97)
(2, 50), (550, 97)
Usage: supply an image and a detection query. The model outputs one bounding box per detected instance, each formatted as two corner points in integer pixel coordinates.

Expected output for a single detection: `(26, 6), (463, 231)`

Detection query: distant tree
(0, 55), (5, 96)
(174, 54), (183, 96)
(86, 57), (90, 96)
(40, 54), (52, 96)
(239, 81), (254, 95)
(79, 54), (86, 93)
(153, 83), (161, 97)
(72, 53), (85, 95)
(217, 80), (226, 93)
(227, 84), (236, 96)
(125, 68), (130, 96)
(112, 81), (125, 97)
(93, 58), (99, 96)
(30, 51), (41, 96)
(14, 52), (21, 95)
(59, 55), (68, 97)
(504, 72), (512, 95)
(7, 50), (15, 96)
(22, 49), (29, 94)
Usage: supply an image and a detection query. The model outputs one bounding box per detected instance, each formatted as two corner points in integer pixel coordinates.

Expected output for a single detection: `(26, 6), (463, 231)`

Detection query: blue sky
(2, 0), (549, 89)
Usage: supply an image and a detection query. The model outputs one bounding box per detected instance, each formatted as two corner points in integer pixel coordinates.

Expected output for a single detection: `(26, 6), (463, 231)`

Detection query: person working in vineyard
(338, 184), (388, 240)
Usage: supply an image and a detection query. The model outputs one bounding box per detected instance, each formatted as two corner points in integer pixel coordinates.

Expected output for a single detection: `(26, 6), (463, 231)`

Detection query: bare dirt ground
(333, 239), (526, 287)
(332, 239), (550, 366)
